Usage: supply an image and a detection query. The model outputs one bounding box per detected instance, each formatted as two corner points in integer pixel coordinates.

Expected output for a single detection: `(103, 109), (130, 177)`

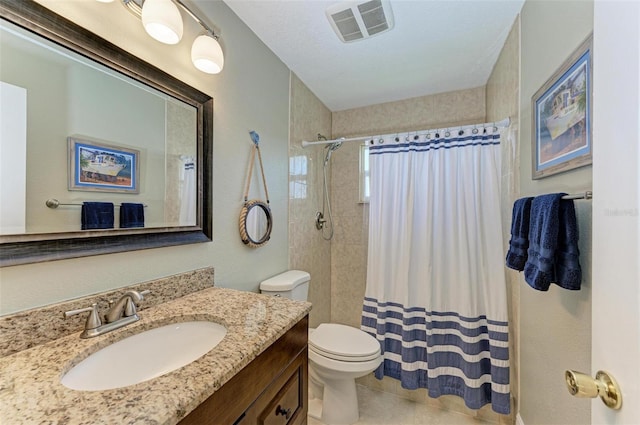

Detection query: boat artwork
(531, 35), (592, 179)
(80, 149), (128, 183)
(68, 136), (139, 192)
(544, 87), (585, 140)
(536, 60), (589, 166)
(83, 154), (125, 180)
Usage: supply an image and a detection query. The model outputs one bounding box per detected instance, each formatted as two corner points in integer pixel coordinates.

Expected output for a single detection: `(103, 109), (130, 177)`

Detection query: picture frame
(68, 136), (140, 193)
(532, 34), (593, 179)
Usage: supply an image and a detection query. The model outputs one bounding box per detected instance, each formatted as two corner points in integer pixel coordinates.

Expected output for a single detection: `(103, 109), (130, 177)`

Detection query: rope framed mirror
(239, 131), (272, 248)
(239, 199), (272, 247)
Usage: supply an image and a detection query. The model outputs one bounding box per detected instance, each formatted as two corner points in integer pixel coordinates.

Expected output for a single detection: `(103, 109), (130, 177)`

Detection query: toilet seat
(308, 347), (383, 374)
(309, 323), (381, 362)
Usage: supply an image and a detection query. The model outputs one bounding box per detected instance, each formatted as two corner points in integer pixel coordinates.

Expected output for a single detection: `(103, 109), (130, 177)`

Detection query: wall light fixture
(118, 0), (224, 74)
(141, 0), (183, 45)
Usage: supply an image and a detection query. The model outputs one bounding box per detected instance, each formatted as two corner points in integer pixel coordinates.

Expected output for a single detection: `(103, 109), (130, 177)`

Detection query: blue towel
(555, 200), (582, 290)
(81, 202), (114, 230)
(506, 197), (534, 271)
(524, 194), (564, 291)
(120, 203), (145, 228)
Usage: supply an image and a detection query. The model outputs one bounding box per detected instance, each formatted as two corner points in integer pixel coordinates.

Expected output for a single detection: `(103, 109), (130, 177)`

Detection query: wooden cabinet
(180, 316), (308, 425)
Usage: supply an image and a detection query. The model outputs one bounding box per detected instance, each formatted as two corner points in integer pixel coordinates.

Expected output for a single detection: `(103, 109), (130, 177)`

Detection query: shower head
(324, 140), (343, 164)
(327, 141), (343, 151)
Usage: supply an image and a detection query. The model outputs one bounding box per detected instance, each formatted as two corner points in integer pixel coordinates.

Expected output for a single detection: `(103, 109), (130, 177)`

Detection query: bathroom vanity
(0, 286), (311, 424)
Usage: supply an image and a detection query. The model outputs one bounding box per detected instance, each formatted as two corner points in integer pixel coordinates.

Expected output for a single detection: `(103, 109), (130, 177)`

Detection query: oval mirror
(239, 200), (272, 248)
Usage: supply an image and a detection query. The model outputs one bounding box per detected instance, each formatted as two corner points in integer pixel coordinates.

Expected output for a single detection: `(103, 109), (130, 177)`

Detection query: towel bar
(561, 191), (592, 200)
(46, 199), (148, 209)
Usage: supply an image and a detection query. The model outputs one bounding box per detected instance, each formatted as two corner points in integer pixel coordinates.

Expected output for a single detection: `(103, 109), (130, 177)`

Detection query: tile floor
(308, 385), (495, 425)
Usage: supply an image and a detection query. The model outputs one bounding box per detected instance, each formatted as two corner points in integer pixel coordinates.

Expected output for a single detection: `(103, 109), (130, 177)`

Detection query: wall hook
(249, 130), (260, 146)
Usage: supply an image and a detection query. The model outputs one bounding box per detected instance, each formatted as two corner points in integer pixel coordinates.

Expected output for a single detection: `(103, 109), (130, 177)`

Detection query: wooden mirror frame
(239, 200), (272, 248)
(0, 0), (213, 266)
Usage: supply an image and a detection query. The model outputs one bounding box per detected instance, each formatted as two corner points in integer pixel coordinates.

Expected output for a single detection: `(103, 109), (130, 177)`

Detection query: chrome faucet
(64, 290), (149, 338)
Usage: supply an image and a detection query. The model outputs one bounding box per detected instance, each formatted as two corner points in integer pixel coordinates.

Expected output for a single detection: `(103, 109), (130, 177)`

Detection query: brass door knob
(565, 370), (622, 409)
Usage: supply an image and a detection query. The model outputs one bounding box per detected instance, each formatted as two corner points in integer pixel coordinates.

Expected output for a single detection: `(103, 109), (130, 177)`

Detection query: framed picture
(532, 34), (593, 179)
(68, 136), (140, 193)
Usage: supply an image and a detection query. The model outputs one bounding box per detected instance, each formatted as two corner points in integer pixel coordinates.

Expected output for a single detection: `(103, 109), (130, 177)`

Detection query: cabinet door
(240, 350), (308, 425)
(259, 356), (304, 425)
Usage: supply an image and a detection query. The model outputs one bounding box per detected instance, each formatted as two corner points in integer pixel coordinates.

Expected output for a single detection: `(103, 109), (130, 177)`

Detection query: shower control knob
(315, 212), (326, 230)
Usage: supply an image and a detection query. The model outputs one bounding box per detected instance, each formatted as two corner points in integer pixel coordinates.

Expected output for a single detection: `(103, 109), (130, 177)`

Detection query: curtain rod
(301, 117), (511, 148)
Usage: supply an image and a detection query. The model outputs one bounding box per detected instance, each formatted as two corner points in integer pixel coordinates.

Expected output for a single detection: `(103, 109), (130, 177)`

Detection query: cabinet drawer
(260, 367), (300, 425)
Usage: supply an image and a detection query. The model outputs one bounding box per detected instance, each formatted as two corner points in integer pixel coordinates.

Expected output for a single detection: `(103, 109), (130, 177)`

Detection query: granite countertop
(0, 287), (312, 424)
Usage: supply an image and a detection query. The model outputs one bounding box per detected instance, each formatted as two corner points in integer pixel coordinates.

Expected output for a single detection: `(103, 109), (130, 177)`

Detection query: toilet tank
(260, 270), (310, 301)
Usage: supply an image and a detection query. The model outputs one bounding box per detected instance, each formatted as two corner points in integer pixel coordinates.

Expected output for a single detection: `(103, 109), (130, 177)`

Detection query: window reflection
(289, 155), (308, 199)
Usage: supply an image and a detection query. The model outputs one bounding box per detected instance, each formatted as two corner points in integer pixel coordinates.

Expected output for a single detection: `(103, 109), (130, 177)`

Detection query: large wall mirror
(0, 1), (213, 266)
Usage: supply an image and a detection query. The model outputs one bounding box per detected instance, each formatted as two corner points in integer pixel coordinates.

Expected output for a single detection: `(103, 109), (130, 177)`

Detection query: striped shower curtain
(361, 126), (510, 414)
(179, 156), (196, 226)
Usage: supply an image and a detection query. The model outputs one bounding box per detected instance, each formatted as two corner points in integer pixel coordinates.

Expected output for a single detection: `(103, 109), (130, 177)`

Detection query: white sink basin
(61, 321), (227, 391)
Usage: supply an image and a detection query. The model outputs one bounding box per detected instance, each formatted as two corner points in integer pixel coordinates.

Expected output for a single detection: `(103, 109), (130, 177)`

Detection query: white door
(591, 1), (640, 424)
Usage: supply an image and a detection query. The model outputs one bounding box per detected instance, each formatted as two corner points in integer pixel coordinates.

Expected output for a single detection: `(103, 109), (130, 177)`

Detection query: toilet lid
(309, 323), (381, 361)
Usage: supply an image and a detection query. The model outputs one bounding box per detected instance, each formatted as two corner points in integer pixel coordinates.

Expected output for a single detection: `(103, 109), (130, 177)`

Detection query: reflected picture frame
(68, 136), (140, 193)
(532, 34), (593, 179)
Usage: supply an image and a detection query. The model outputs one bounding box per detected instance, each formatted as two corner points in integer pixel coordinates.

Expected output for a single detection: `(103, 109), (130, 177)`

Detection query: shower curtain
(361, 126), (510, 414)
(179, 156), (196, 226)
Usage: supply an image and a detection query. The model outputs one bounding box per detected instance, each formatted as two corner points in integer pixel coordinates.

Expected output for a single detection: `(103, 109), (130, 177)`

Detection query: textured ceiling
(218, 0), (524, 111)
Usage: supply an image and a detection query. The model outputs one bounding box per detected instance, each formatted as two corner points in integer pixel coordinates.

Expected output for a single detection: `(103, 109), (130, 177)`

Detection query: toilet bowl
(308, 323), (382, 425)
(259, 271), (382, 425)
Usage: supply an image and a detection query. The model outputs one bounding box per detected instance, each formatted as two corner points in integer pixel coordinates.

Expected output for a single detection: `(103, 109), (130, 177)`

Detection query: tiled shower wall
(288, 73), (332, 328)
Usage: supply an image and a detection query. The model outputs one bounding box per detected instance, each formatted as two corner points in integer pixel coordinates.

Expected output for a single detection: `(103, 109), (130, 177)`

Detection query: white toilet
(260, 270), (382, 425)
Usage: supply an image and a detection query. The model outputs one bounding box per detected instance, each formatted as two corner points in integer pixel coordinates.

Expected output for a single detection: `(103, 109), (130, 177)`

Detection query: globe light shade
(142, 0), (183, 45)
(96, 0), (115, 3)
(191, 34), (224, 74)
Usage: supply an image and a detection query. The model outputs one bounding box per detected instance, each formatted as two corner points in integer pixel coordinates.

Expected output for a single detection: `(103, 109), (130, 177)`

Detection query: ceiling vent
(326, 0), (394, 43)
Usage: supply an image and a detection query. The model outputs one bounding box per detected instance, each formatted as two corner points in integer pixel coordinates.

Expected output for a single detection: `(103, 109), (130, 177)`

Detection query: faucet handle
(63, 303), (102, 330)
